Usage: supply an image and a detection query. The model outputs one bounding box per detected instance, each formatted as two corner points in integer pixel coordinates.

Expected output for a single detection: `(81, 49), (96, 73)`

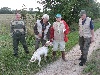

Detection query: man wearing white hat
(33, 14), (51, 50)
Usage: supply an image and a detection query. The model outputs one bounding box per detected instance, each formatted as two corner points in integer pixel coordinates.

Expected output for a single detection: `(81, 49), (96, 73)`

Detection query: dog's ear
(46, 41), (51, 44)
(48, 41), (50, 42)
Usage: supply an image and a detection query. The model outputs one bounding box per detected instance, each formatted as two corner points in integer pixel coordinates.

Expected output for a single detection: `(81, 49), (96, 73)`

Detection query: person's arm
(62, 20), (70, 35)
(10, 21), (14, 37)
(47, 26), (51, 40)
(33, 23), (42, 37)
(23, 22), (26, 33)
(33, 23), (39, 35)
(91, 30), (94, 42)
(10, 21), (13, 33)
(64, 23), (69, 35)
(90, 20), (95, 42)
(50, 26), (54, 42)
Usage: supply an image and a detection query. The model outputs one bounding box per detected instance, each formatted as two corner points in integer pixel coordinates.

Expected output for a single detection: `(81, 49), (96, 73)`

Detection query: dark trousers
(13, 35), (28, 54)
(79, 36), (91, 61)
(35, 38), (46, 50)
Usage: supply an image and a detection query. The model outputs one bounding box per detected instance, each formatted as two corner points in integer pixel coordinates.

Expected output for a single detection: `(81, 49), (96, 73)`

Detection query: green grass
(94, 22), (100, 31)
(66, 31), (79, 51)
(0, 21), (100, 75)
(83, 49), (100, 75)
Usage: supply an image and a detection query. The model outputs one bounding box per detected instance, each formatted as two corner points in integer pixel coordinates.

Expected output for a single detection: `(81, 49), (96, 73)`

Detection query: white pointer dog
(28, 41), (52, 67)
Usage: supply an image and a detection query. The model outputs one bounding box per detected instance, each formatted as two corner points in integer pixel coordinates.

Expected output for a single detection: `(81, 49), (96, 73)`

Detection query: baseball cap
(79, 10), (86, 16)
(56, 14), (62, 18)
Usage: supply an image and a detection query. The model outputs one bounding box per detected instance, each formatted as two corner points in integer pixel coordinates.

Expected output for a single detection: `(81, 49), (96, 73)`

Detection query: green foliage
(83, 49), (100, 75)
(37, 0), (100, 25)
(66, 31), (79, 51)
(0, 7), (13, 14)
(94, 21), (100, 31)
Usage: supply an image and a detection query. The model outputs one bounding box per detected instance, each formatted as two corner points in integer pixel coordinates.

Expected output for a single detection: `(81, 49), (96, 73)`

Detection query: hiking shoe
(79, 61), (85, 66)
(79, 59), (86, 66)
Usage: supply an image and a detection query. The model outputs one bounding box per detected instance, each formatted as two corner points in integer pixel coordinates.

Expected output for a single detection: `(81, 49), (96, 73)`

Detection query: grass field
(83, 49), (100, 75)
(0, 15), (100, 75)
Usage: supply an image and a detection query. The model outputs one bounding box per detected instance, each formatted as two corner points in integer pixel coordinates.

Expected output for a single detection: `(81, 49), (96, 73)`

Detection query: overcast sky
(0, 0), (99, 11)
(0, 0), (43, 11)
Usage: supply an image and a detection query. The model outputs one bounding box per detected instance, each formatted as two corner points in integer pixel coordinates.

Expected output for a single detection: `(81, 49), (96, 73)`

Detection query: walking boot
(61, 51), (67, 61)
(52, 51), (56, 60)
(79, 59), (86, 66)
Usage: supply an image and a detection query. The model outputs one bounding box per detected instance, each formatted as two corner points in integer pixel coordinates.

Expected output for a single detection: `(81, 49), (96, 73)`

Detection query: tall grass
(0, 20), (100, 75)
(83, 49), (100, 75)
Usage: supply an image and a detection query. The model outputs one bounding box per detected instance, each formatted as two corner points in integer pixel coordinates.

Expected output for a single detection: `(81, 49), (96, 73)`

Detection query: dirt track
(35, 28), (100, 75)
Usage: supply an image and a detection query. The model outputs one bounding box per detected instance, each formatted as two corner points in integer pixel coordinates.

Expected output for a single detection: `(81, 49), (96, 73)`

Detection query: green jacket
(10, 19), (26, 37)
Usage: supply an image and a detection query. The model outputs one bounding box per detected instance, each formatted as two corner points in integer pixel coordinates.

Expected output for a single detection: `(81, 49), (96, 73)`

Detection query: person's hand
(63, 29), (66, 33)
(38, 34), (42, 38)
(91, 36), (95, 43)
(50, 39), (54, 42)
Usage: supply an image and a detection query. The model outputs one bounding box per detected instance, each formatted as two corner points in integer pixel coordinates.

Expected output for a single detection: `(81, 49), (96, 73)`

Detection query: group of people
(10, 10), (94, 66)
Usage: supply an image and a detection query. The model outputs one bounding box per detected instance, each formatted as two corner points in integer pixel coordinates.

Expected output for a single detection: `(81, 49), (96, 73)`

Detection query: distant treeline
(0, 7), (39, 14)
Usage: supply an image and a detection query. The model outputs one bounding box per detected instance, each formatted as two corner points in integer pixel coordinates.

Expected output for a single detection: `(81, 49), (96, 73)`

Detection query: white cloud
(96, 0), (100, 3)
(0, 0), (43, 11)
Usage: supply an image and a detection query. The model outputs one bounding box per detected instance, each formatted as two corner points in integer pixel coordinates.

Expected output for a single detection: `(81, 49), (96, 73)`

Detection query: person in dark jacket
(33, 14), (51, 50)
(10, 13), (29, 57)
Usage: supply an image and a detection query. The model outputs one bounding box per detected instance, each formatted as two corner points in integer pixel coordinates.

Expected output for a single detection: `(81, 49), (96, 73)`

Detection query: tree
(28, 8), (34, 14)
(0, 7), (13, 14)
(37, 0), (100, 25)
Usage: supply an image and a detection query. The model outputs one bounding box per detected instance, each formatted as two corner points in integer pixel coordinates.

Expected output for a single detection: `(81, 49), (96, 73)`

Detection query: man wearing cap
(78, 10), (94, 66)
(33, 14), (51, 50)
(10, 13), (29, 57)
(50, 14), (69, 61)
